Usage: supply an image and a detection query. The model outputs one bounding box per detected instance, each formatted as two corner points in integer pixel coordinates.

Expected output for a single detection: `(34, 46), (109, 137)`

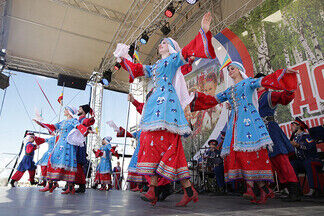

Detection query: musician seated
(204, 139), (225, 192)
(290, 117), (323, 197)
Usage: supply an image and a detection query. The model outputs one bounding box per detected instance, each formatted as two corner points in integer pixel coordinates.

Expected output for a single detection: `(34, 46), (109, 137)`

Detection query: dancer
(34, 106), (80, 194)
(190, 62), (297, 203)
(113, 162), (122, 190)
(255, 73), (300, 201)
(74, 104), (95, 193)
(115, 12), (216, 206)
(93, 136), (118, 191)
(35, 136), (56, 187)
(10, 133), (44, 187)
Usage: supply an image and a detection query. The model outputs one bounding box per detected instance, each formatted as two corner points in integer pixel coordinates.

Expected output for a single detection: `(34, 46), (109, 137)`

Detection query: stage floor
(0, 187), (323, 216)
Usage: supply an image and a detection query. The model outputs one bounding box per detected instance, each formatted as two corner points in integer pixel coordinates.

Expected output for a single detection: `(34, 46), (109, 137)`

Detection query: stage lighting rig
(165, 3), (175, 18)
(101, 69), (112, 86)
(140, 32), (149, 44)
(128, 43), (135, 58)
(160, 22), (171, 35)
(114, 62), (121, 71)
(186, 0), (198, 5)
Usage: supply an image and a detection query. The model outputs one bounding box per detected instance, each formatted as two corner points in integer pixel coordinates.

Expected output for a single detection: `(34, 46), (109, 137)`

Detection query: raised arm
(33, 119), (57, 134)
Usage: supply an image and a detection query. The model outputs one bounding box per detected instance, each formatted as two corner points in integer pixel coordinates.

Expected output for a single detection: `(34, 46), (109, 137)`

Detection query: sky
(0, 70), (135, 181)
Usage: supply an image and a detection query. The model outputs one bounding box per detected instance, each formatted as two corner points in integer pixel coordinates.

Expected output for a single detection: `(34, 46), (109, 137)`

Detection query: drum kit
(188, 146), (220, 193)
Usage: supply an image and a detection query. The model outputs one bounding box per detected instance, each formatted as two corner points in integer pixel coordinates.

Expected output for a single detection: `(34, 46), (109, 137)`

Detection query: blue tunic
(49, 118), (79, 172)
(17, 142), (37, 172)
(127, 130), (142, 173)
(216, 78), (273, 156)
(96, 144), (113, 174)
(258, 91), (294, 158)
(36, 137), (55, 166)
(140, 53), (191, 135)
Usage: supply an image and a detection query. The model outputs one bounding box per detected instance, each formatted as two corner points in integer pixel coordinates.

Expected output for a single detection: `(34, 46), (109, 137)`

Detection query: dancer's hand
(128, 93), (134, 103)
(201, 12), (212, 33)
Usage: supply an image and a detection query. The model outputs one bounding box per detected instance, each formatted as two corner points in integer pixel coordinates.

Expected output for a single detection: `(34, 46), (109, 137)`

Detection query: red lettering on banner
(312, 64), (324, 100)
(290, 62), (319, 117)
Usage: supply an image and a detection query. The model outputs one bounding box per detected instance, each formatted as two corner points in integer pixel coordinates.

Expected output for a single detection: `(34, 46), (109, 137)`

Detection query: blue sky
(0, 70), (131, 155)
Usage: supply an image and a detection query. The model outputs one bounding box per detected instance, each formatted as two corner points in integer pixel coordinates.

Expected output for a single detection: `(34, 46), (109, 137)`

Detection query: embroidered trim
(123, 59), (134, 80)
(199, 28), (211, 58)
(140, 120), (191, 136)
(225, 169), (274, 182)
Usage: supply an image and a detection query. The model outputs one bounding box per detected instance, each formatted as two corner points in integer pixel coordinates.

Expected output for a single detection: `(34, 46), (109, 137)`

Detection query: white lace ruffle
(113, 43), (132, 63)
(140, 122), (191, 136)
(67, 128), (85, 147)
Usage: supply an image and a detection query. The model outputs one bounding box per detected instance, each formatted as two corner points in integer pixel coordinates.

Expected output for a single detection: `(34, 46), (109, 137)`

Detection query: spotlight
(161, 22), (171, 35)
(186, 0), (198, 5)
(165, 3), (175, 18)
(114, 62), (121, 71)
(140, 32), (149, 44)
(101, 69), (112, 86)
(128, 43), (135, 58)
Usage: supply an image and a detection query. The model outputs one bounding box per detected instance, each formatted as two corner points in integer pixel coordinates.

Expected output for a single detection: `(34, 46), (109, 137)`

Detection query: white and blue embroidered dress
(36, 137), (55, 166)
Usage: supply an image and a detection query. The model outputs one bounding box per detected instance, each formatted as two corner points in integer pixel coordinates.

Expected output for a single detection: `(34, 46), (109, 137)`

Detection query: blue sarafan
(36, 137), (55, 166)
(49, 118), (79, 172)
(215, 77), (273, 157)
(96, 143), (113, 174)
(127, 130), (141, 173)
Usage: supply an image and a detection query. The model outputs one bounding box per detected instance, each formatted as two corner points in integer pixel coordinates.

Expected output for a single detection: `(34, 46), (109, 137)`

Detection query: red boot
(243, 184), (257, 203)
(176, 185), (198, 207)
(140, 185), (158, 205)
(131, 185), (140, 192)
(99, 185), (107, 191)
(39, 183), (51, 192)
(257, 185), (274, 204)
(61, 185), (72, 194)
(49, 183), (58, 193)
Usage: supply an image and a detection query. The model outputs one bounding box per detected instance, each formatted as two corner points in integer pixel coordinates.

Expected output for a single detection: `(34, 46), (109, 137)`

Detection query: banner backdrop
(183, 0), (324, 160)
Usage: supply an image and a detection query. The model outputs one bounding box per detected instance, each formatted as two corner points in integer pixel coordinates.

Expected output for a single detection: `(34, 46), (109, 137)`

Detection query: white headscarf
(163, 38), (195, 109)
(225, 61), (259, 111)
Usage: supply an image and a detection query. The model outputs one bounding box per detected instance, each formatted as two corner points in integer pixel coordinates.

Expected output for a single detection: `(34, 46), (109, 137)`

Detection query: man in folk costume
(74, 104), (95, 193)
(290, 117), (322, 197)
(35, 136), (56, 187)
(115, 12), (216, 206)
(113, 161), (122, 190)
(93, 136), (119, 191)
(190, 61), (298, 204)
(255, 73), (300, 201)
(10, 133), (45, 187)
(34, 106), (82, 194)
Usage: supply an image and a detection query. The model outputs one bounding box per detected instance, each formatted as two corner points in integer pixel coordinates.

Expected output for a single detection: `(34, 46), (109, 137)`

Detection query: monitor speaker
(57, 74), (87, 90)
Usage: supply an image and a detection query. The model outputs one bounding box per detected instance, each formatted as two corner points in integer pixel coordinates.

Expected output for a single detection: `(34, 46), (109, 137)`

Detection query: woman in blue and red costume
(10, 133), (45, 187)
(255, 73), (300, 202)
(190, 62), (298, 204)
(93, 136), (119, 191)
(35, 136), (56, 188)
(33, 106), (81, 194)
(115, 12), (216, 206)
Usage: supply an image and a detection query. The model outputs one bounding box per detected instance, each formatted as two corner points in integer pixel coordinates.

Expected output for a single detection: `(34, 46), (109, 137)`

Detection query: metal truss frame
(50, 0), (127, 24)
(99, 0), (174, 74)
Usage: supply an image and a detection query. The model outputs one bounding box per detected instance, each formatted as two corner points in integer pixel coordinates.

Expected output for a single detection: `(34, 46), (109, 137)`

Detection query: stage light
(101, 69), (112, 86)
(128, 43), (135, 58)
(114, 62), (121, 71)
(186, 0), (198, 5)
(161, 22), (171, 35)
(140, 32), (149, 44)
(165, 4), (175, 18)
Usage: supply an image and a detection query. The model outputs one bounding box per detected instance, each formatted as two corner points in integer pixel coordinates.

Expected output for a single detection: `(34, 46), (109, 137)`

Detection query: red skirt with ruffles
(136, 130), (190, 182)
(127, 172), (147, 183)
(224, 126), (274, 182)
(46, 156), (76, 182)
(95, 171), (112, 184)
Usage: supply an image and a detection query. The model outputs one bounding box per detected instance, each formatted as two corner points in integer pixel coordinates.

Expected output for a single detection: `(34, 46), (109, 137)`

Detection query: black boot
(30, 180), (38, 185)
(159, 184), (174, 201)
(62, 183), (68, 191)
(75, 184), (86, 193)
(282, 182), (301, 202)
(10, 180), (16, 187)
(91, 183), (98, 189)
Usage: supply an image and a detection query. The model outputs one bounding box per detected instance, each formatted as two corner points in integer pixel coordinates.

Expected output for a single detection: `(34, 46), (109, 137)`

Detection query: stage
(0, 187), (323, 216)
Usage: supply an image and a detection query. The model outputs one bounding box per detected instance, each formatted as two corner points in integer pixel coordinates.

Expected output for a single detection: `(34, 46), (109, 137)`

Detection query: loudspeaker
(0, 72), (9, 89)
(57, 74), (88, 90)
